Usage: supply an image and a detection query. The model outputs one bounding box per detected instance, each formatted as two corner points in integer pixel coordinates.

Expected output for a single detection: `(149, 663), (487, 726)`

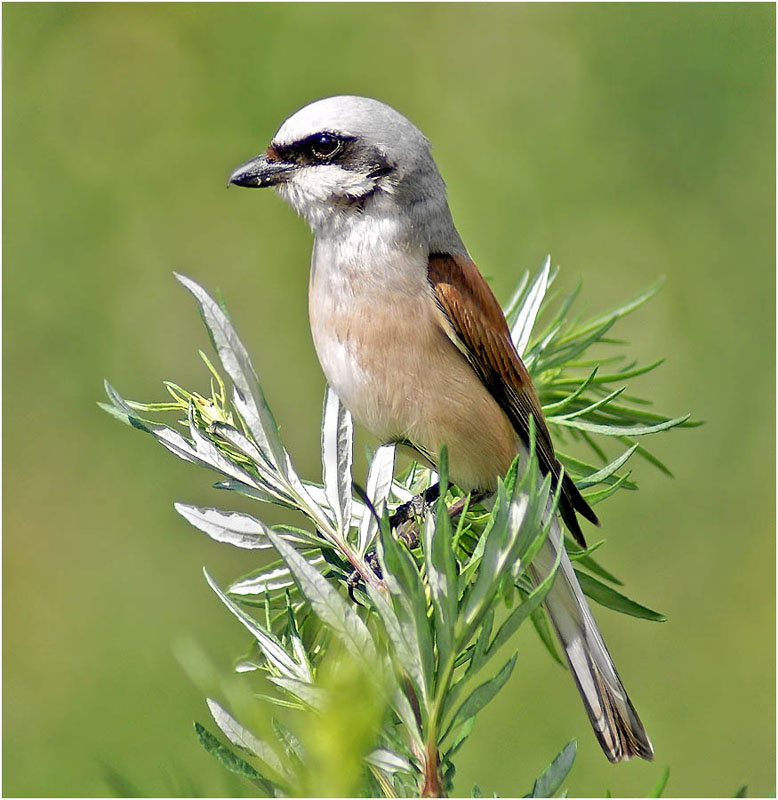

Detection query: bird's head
(228, 96), (446, 232)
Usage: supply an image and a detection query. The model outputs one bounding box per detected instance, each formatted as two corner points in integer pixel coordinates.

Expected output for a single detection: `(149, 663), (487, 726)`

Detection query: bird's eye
(310, 133), (341, 159)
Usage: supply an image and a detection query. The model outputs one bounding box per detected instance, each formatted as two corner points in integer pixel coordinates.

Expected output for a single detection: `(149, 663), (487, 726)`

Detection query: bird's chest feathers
(308, 245), (434, 438)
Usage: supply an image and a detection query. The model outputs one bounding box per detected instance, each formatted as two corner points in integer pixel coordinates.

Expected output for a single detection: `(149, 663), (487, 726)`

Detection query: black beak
(227, 154), (295, 188)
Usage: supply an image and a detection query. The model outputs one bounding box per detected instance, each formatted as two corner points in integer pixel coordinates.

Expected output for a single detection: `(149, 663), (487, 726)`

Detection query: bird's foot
(346, 486), (487, 600)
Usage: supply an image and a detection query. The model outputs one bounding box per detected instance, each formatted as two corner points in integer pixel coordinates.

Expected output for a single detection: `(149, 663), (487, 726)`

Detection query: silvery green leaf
(267, 676), (327, 711)
(364, 748), (413, 775)
(266, 529), (377, 665)
(174, 503), (276, 549)
(358, 444), (396, 555)
(175, 273), (287, 470)
(206, 698), (291, 783)
(527, 740), (576, 798)
(650, 767), (671, 798)
(540, 368), (599, 415)
(321, 387), (353, 537)
(213, 478), (298, 509)
(365, 582), (425, 703)
(423, 506), (457, 670)
(194, 722), (273, 793)
(229, 559), (323, 596)
(575, 570), (666, 621)
(375, 520), (434, 703)
(502, 270), (530, 329)
(271, 718), (304, 763)
(511, 256), (551, 357)
(204, 570), (307, 680)
(390, 682), (425, 750)
(443, 716), (475, 759)
(281, 452), (339, 540)
(104, 381), (198, 465)
(209, 421), (291, 499)
(575, 445), (638, 489)
(489, 537), (563, 657)
(187, 403), (260, 487)
(390, 481), (414, 503)
(547, 387), (626, 422)
(443, 652), (518, 740)
(462, 486), (536, 632)
(554, 414), (690, 437)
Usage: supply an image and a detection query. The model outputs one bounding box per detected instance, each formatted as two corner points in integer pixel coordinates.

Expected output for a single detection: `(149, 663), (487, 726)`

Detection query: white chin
(276, 166), (374, 228)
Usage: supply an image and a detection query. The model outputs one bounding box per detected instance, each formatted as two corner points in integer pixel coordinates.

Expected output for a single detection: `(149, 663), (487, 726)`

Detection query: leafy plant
(101, 259), (693, 796)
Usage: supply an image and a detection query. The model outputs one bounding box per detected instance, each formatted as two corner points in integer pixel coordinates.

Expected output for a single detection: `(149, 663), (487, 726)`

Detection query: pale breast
(308, 254), (519, 491)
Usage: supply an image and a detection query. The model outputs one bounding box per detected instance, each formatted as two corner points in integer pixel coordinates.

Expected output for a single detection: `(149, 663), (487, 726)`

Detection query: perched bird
(228, 96), (653, 762)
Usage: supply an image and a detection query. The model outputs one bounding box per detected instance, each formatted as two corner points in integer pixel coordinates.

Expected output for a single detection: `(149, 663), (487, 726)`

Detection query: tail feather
(529, 519), (654, 763)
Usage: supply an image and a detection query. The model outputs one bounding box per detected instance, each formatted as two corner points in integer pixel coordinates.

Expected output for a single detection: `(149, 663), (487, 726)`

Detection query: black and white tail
(528, 518), (654, 762)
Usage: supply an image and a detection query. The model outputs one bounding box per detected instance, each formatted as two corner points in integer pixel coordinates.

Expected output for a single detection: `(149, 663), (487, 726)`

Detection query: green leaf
(267, 676), (327, 711)
(375, 515), (435, 703)
(574, 570), (666, 621)
(511, 256), (551, 356)
(581, 471), (634, 506)
(547, 387), (626, 422)
(489, 537), (563, 657)
(443, 652), (517, 740)
(206, 698), (291, 782)
(541, 368), (599, 415)
(266, 529), (377, 665)
(574, 445), (638, 489)
(358, 443), (396, 555)
(229, 560), (302, 597)
(528, 740), (576, 798)
(204, 570), (310, 680)
(175, 273), (286, 471)
(174, 503), (274, 550)
(733, 784), (748, 797)
(194, 722), (274, 794)
(443, 716), (476, 760)
(529, 603), (564, 666)
(650, 767), (671, 798)
(424, 473), (458, 673)
(554, 414), (691, 437)
(364, 748), (413, 776)
(321, 387), (353, 538)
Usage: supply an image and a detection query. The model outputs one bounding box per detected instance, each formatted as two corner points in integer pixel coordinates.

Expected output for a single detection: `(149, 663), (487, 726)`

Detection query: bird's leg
(347, 486), (487, 600)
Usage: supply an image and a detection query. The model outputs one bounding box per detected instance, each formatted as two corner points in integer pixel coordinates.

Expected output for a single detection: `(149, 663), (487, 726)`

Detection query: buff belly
(309, 289), (519, 492)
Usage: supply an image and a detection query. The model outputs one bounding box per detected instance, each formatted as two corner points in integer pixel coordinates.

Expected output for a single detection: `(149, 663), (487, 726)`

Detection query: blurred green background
(3, 3), (774, 797)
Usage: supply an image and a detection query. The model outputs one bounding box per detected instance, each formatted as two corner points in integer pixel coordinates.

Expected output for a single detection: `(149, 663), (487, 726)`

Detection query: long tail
(528, 518), (654, 762)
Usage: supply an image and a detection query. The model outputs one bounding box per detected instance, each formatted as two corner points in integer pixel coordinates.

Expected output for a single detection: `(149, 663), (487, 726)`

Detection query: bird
(228, 95), (653, 763)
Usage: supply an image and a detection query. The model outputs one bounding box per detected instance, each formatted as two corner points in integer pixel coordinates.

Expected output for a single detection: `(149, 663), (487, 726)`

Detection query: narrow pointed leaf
(206, 698), (290, 782)
(174, 503), (274, 549)
(321, 387), (353, 537)
(358, 444), (396, 555)
(267, 677), (327, 711)
(575, 445), (639, 489)
(554, 414), (690, 437)
(574, 570), (666, 621)
(266, 529), (377, 664)
(194, 722), (273, 793)
(423, 504), (457, 671)
(512, 256), (551, 356)
(489, 536), (563, 656)
(204, 570), (307, 679)
(444, 653), (517, 739)
(364, 748), (413, 775)
(175, 273), (287, 470)
(650, 767), (670, 798)
(528, 740), (577, 798)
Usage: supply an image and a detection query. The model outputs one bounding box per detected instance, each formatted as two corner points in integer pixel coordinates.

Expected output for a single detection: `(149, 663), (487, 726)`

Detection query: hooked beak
(227, 154), (295, 188)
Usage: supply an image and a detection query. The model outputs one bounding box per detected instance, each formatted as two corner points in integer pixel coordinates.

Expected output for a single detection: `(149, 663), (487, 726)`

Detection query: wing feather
(428, 252), (597, 545)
